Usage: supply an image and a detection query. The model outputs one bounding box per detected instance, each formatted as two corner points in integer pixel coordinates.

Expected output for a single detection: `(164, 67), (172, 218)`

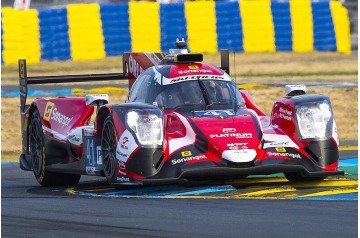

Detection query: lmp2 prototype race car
(19, 40), (343, 187)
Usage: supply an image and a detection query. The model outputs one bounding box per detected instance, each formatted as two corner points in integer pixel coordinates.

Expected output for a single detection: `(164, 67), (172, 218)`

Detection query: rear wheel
(101, 116), (117, 186)
(284, 172), (326, 182)
(29, 109), (81, 186)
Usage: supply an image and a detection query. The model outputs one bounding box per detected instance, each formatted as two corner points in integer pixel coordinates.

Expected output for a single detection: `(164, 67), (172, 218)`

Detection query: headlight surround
(295, 100), (333, 140)
(126, 109), (163, 146)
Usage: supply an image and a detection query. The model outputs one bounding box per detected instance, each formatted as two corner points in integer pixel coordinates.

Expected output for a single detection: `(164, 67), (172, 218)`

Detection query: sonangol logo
(50, 108), (73, 128)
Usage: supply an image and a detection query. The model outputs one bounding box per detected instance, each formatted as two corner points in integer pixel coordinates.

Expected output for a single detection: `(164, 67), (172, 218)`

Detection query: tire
(28, 109), (81, 186)
(101, 116), (117, 186)
(284, 172), (326, 182)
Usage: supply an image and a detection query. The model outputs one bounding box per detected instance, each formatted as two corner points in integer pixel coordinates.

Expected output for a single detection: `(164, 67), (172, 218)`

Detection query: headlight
(126, 110), (163, 146)
(296, 101), (333, 139)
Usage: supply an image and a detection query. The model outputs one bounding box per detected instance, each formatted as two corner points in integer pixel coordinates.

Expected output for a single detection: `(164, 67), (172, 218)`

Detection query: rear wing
(18, 50), (229, 113)
(18, 60), (128, 112)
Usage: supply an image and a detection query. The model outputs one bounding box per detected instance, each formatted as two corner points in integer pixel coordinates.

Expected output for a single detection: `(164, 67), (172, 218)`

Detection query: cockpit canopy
(128, 64), (244, 111)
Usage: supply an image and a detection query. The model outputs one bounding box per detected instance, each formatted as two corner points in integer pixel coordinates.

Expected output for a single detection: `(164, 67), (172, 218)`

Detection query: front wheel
(284, 172), (326, 182)
(29, 109), (81, 186)
(101, 116), (117, 186)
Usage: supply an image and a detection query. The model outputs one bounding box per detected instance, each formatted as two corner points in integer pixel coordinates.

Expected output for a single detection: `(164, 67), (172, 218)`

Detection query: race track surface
(1, 150), (358, 238)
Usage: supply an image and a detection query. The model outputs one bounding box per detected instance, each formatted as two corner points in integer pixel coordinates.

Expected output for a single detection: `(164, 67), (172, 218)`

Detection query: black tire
(101, 116), (117, 186)
(29, 109), (81, 186)
(284, 172), (326, 182)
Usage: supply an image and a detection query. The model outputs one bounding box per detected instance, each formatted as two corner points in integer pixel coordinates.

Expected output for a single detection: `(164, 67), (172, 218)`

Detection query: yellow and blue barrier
(1, 0), (351, 64)
(38, 8), (71, 61)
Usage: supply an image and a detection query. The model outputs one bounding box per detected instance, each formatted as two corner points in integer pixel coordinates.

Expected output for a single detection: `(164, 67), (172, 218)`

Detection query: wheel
(101, 116), (117, 186)
(29, 109), (81, 186)
(284, 172), (326, 182)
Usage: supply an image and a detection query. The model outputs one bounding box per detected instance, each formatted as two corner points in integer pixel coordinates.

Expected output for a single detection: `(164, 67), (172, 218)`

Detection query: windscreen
(154, 79), (244, 110)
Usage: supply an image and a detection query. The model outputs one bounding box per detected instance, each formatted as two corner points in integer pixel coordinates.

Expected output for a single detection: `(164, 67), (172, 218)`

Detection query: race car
(19, 40), (343, 187)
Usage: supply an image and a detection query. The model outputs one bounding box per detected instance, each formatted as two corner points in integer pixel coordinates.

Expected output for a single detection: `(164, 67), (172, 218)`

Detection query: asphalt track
(1, 149), (358, 238)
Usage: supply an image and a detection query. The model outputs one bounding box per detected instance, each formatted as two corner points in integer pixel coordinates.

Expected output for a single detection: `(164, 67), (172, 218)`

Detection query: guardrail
(1, 0), (351, 65)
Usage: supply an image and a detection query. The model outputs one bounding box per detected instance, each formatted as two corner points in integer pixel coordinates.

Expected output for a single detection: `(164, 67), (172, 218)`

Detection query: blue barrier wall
(160, 3), (188, 52)
(1, 0), (351, 64)
(100, 3), (131, 56)
(271, 1), (292, 51)
(312, 1), (337, 51)
(39, 8), (71, 61)
(215, 1), (243, 52)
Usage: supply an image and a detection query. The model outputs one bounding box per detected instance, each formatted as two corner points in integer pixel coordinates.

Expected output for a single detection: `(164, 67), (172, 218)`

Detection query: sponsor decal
(181, 151), (192, 157)
(279, 107), (292, 121)
(227, 142), (248, 150)
(67, 127), (84, 146)
(188, 65), (199, 69)
(222, 149), (256, 163)
(19, 60), (25, 78)
(128, 55), (144, 78)
(86, 166), (96, 175)
(210, 133), (253, 139)
(117, 152), (128, 158)
(178, 69), (212, 75)
(84, 128), (95, 137)
(170, 75), (225, 84)
(116, 129), (138, 162)
(43, 101), (55, 121)
(116, 177), (130, 182)
(262, 134), (299, 149)
(264, 142), (289, 148)
(275, 147), (286, 153)
(267, 151), (301, 159)
(195, 110), (235, 117)
(118, 160), (126, 169)
(171, 154), (207, 165)
(68, 135), (81, 145)
(223, 128), (236, 133)
(121, 137), (129, 150)
(48, 107), (73, 128)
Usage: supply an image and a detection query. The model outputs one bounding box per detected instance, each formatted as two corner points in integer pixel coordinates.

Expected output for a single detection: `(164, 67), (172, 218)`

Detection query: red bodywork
(19, 51), (343, 186)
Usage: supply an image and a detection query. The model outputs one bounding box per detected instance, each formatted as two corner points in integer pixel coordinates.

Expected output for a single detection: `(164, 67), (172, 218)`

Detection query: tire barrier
(1, 0), (351, 64)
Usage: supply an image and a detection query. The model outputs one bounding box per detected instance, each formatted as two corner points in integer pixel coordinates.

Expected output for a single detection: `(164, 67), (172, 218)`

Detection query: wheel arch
(25, 104), (41, 151)
(96, 106), (112, 136)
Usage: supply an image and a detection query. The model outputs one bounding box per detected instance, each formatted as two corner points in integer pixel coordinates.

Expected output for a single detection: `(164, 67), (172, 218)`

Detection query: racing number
(85, 138), (102, 166)
(86, 138), (95, 166)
